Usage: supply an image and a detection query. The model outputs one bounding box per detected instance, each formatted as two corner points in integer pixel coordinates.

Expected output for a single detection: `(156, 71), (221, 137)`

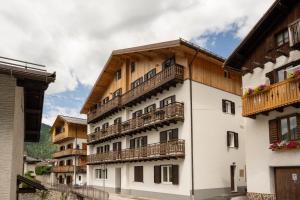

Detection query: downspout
(189, 49), (199, 200)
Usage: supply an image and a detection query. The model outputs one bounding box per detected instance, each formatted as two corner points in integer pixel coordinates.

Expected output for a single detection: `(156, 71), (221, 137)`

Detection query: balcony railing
(87, 64), (184, 123)
(52, 132), (74, 144)
(87, 140), (185, 164)
(243, 77), (300, 117)
(52, 165), (87, 173)
(87, 102), (184, 144)
(52, 149), (87, 158)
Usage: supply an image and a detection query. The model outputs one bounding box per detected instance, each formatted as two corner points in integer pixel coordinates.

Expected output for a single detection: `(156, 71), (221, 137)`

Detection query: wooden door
(275, 167), (300, 200)
(230, 165), (236, 191)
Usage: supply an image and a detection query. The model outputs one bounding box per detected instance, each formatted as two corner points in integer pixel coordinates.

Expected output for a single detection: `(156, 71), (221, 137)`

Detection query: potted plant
(253, 84), (268, 94)
(244, 88), (253, 96)
(287, 140), (299, 149)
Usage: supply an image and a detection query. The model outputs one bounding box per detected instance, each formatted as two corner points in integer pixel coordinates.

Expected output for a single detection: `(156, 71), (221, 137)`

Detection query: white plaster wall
(245, 107), (300, 194)
(75, 173), (87, 185)
(192, 81), (246, 190)
(58, 138), (87, 150)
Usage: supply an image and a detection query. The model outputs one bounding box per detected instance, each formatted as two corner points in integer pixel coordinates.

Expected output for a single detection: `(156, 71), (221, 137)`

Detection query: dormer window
(115, 69), (122, 80)
(276, 29), (289, 47)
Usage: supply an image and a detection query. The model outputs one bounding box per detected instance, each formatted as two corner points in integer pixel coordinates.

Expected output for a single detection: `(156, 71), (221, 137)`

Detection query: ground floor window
(95, 168), (107, 179)
(154, 165), (179, 185)
(161, 165), (172, 183)
(134, 166), (143, 182)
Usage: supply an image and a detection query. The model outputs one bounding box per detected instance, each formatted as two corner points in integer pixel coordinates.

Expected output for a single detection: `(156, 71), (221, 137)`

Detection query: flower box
(269, 140), (300, 151)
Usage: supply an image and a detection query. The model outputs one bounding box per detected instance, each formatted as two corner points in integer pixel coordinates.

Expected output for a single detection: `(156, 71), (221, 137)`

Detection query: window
(55, 127), (64, 135)
(59, 160), (64, 166)
(96, 146), (103, 154)
(67, 143), (73, 149)
(222, 99), (235, 114)
(60, 146), (65, 151)
(162, 56), (175, 69)
(144, 104), (156, 113)
(115, 69), (122, 80)
(103, 97), (109, 104)
(276, 29), (289, 47)
(227, 131), (239, 148)
(104, 145), (110, 152)
(66, 159), (73, 166)
(132, 110), (143, 119)
(224, 70), (231, 79)
(95, 169), (107, 179)
(154, 165), (179, 185)
(160, 129), (178, 143)
(144, 68), (156, 81)
(113, 142), (122, 151)
(161, 165), (172, 183)
(131, 62), (136, 73)
(134, 166), (143, 182)
(114, 117), (122, 125)
(131, 77), (143, 89)
(160, 96), (175, 108)
(102, 123), (109, 130)
(112, 88), (122, 99)
(130, 136), (147, 149)
(78, 176), (81, 181)
(94, 126), (101, 132)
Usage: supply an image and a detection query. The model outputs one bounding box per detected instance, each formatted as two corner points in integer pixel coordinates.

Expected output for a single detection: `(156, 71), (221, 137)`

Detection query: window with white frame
(227, 131), (239, 148)
(161, 165), (172, 183)
(95, 168), (107, 179)
(222, 99), (235, 114)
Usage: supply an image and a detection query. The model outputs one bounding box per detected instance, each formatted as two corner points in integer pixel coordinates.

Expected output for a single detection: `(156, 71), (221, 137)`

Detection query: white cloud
(0, 0), (274, 94)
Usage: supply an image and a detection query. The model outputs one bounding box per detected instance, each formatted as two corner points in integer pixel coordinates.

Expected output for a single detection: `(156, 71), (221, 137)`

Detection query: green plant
(22, 173), (41, 188)
(35, 165), (52, 175)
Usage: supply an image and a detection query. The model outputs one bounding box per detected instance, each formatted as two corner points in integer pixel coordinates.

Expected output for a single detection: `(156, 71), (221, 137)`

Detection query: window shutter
(154, 166), (161, 183)
(269, 119), (279, 144)
(234, 132), (239, 148)
(231, 102), (235, 115)
(171, 95), (176, 103)
(130, 139), (135, 149)
(160, 100), (164, 108)
(134, 166), (143, 182)
(226, 131), (230, 147)
(171, 129), (178, 140)
(297, 114), (300, 140)
(266, 71), (275, 84)
(141, 136), (148, 147)
(144, 73), (148, 81)
(222, 99), (226, 113)
(160, 131), (168, 143)
(144, 107), (148, 114)
(172, 165), (179, 185)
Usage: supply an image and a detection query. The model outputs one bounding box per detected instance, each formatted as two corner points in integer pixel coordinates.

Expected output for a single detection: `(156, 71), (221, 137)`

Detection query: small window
(161, 165), (172, 183)
(224, 70), (231, 79)
(103, 97), (109, 104)
(102, 123), (109, 130)
(131, 62), (136, 73)
(132, 110), (143, 119)
(94, 127), (101, 132)
(95, 169), (107, 179)
(130, 136), (147, 149)
(222, 99), (235, 115)
(160, 129), (178, 143)
(114, 117), (122, 125)
(115, 70), (122, 80)
(144, 68), (156, 81)
(162, 56), (175, 69)
(144, 104), (156, 113)
(134, 166), (143, 182)
(112, 88), (122, 99)
(78, 176), (81, 181)
(276, 29), (289, 47)
(227, 131), (239, 148)
(131, 77), (143, 89)
(160, 96), (175, 108)
(104, 145), (110, 152)
(113, 142), (122, 151)
(280, 115), (298, 141)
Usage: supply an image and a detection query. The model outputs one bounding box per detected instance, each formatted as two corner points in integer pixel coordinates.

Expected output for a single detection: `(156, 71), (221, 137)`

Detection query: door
(66, 175), (72, 185)
(275, 167), (300, 200)
(115, 168), (121, 193)
(230, 165), (237, 192)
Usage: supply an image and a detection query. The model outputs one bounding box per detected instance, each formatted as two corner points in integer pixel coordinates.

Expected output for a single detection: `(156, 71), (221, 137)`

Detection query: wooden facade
(52, 149), (87, 159)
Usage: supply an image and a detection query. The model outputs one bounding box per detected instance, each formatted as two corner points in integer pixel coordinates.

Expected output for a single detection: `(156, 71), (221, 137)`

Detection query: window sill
(161, 182), (173, 185)
(269, 140), (300, 151)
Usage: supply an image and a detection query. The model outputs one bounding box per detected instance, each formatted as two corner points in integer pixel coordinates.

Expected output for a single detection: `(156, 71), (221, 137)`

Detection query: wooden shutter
(134, 166), (143, 182)
(160, 131), (168, 143)
(154, 166), (161, 183)
(266, 71), (275, 84)
(227, 131), (231, 147)
(160, 100), (164, 108)
(297, 114), (300, 140)
(231, 101), (235, 114)
(130, 139), (135, 149)
(144, 73), (148, 81)
(113, 143), (117, 151)
(234, 132), (239, 148)
(171, 129), (178, 140)
(172, 165), (179, 185)
(269, 119), (279, 144)
(141, 136), (147, 147)
(222, 99), (226, 113)
(171, 95), (176, 103)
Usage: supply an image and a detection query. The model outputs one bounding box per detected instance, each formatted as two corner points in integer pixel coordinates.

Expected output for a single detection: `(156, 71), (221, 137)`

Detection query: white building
(225, 0), (300, 199)
(0, 57), (55, 200)
(50, 115), (88, 186)
(81, 39), (246, 200)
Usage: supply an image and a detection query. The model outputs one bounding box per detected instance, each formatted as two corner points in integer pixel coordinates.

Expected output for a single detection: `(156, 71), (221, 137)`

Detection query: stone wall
(247, 192), (276, 200)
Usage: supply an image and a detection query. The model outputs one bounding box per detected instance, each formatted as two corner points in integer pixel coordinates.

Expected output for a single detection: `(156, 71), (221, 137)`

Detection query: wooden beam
(276, 49), (289, 57)
(252, 61), (264, 69)
(264, 56), (276, 64)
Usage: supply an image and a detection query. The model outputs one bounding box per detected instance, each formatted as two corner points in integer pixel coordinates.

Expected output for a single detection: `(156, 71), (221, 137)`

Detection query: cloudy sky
(0, 0), (274, 125)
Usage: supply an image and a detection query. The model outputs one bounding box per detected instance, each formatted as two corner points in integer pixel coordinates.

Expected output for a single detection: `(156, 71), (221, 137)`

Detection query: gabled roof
(81, 38), (224, 114)
(224, 0), (299, 69)
(50, 115), (86, 132)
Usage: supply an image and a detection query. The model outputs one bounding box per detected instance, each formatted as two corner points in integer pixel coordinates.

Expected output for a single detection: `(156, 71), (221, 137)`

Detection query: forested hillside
(25, 123), (57, 159)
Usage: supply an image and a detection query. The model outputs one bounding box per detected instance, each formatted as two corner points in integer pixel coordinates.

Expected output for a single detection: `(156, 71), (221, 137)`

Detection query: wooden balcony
(88, 96), (121, 123)
(52, 132), (74, 144)
(87, 102), (184, 144)
(243, 77), (300, 117)
(52, 149), (87, 159)
(87, 140), (185, 165)
(52, 165), (87, 173)
(87, 64), (184, 123)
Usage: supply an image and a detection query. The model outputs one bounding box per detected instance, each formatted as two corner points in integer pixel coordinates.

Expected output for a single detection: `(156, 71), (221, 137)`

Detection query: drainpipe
(75, 126), (78, 185)
(189, 49), (199, 200)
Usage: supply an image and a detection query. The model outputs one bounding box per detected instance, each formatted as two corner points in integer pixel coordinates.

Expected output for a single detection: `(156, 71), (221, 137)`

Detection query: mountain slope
(25, 123), (57, 159)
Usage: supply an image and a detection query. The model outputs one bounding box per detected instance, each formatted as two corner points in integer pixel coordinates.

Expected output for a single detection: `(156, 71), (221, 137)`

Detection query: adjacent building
(81, 39), (246, 200)
(50, 115), (88, 186)
(225, 0), (300, 199)
(0, 57), (55, 199)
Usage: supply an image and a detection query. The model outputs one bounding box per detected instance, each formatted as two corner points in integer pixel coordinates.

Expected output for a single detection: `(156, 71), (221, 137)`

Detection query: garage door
(275, 167), (300, 200)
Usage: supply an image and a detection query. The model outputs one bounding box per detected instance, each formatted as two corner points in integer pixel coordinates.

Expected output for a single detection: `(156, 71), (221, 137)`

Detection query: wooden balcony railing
(88, 96), (121, 123)
(87, 102), (184, 144)
(87, 140), (185, 164)
(52, 132), (74, 144)
(87, 64), (184, 123)
(52, 165), (87, 173)
(52, 149), (87, 158)
(243, 77), (300, 117)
